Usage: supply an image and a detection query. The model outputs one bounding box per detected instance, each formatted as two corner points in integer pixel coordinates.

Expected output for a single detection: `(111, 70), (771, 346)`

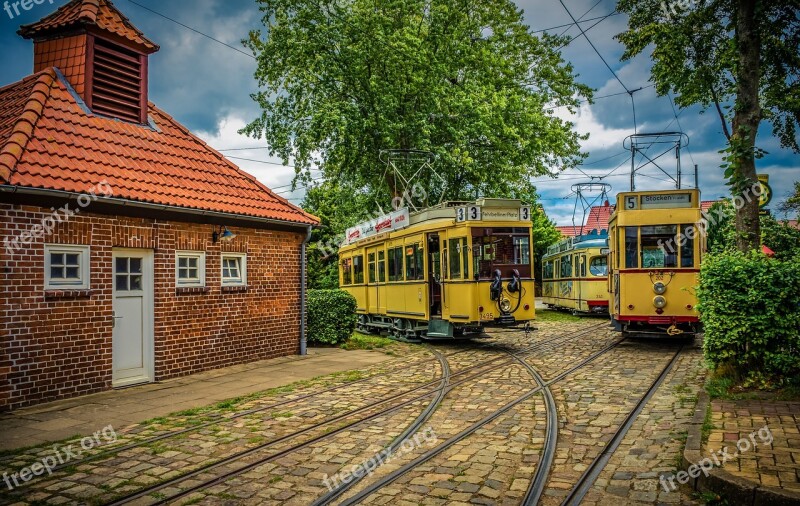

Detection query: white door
(112, 249), (154, 387)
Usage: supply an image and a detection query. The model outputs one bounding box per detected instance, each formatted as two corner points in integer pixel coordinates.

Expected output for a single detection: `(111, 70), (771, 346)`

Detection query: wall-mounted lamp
(212, 226), (237, 244)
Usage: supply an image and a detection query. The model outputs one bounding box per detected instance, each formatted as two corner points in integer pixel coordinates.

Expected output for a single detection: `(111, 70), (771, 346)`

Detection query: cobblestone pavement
(704, 399), (800, 492)
(0, 317), (710, 506)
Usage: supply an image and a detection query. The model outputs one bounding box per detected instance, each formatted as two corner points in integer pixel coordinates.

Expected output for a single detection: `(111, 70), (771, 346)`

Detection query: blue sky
(1, 0), (797, 225)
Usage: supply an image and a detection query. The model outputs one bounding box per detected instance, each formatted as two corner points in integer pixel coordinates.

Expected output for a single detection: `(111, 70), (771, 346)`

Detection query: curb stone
(682, 390), (800, 505)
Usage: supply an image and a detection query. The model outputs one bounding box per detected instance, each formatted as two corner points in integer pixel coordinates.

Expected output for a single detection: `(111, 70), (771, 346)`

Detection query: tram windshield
(623, 225), (695, 269)
(471, 227), (531, 279)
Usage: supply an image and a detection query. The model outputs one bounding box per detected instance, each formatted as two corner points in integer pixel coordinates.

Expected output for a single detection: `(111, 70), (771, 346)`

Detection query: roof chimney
(19, 0), (159, 124)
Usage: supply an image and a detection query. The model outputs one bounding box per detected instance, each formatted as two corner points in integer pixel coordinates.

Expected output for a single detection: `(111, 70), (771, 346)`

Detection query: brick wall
(0, 203), (305, 411)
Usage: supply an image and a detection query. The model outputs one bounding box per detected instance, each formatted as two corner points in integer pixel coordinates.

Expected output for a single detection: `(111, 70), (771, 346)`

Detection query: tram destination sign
(633, 193), (693, 210)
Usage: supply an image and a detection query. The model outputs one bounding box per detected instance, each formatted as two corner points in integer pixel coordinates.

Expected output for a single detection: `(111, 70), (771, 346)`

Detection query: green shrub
(307, 289), (357, 345)
(697, 251), (800, 387)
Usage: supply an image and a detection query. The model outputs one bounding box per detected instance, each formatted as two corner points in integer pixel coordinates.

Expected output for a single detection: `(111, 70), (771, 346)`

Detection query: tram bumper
(492, 314), (517, 326)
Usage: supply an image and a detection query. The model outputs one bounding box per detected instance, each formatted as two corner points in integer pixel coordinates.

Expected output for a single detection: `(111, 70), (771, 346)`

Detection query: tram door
(427, 234), (442, 316)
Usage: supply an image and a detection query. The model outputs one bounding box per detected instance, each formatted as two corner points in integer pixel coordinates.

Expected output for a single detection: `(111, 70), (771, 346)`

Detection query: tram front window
(640, 225), (678, 268)
(589, 256), (607, 276)
(472, 228), (531, 279)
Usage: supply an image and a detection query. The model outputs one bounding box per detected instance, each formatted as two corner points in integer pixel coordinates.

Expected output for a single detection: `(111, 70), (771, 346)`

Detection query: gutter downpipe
(300, 225), (313, 356)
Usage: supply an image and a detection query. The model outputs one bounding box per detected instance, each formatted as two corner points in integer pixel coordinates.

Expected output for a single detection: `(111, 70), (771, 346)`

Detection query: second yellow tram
(608, 189), (705, 337)
(541, 233), (610, 314)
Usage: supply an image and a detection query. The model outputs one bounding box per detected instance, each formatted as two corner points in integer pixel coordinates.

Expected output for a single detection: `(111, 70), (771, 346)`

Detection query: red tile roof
(18, 0), (158, 52)
(558, 203), (614, 237)
(0, 69), (318, 226)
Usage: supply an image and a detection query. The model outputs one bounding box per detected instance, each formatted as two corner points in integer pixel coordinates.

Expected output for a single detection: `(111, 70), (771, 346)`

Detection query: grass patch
(341, 332), (396, 350)
(694, 490), (729, 505)
(534, 309), (583, 323)
(271, 411), (294, 419)
(701, 403), (714, 445)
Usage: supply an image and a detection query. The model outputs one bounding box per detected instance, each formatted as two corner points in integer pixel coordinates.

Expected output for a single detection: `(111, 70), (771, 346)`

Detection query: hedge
(697, 251), (800, 387)
(307, 289), (357, 345)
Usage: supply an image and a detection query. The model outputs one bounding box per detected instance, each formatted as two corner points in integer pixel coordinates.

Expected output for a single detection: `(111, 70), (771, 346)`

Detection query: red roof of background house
(557, 202), (614, 237)
(18, 0), (158, 52)
(0, 69), (318, 226)
(701, 200), (718, 212)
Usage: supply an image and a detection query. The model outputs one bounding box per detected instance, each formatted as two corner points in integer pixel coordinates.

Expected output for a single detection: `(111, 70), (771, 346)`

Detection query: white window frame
(175, 251), (206, 287)
(221, 253), (247, 286)
(45, 244), (90, 290)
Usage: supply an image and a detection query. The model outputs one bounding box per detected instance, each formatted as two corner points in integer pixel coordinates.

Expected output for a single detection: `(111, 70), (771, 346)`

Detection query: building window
(176, 251), (205, 287)
(45, 245), (90, 289)
(221, 253), (247, 286)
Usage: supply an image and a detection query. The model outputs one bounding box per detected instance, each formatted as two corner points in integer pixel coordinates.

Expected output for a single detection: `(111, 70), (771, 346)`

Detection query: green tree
(706, 200), (800, 260)
(779, 181), (800, 215)
(616, 0), (800, 252)
(243, 0), (591, 205)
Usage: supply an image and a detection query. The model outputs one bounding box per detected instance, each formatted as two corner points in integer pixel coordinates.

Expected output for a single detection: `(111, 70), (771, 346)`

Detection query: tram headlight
(500, 298), (512, 313)
(653, 296), (667, 309)
(653, 282), (667, 295)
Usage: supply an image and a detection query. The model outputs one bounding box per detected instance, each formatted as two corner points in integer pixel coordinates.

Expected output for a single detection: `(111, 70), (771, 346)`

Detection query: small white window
(176, 251), (205, 287)
(221, 253), (247, 286)
(45, 245), (90, 290)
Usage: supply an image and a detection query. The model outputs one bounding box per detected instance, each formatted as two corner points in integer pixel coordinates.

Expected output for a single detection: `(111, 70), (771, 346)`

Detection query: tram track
(334, 336), (626, 505)
(96, 323), (607, 506)
(559, 345), (685, 505)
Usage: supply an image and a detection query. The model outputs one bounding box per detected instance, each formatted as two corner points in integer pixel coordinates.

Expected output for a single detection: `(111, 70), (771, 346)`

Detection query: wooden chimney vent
(89, 37), (147, 123)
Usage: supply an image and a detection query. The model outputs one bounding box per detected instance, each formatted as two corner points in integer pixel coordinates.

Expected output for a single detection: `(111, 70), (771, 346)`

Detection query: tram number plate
(519, 206), (531, 220)
(457, 206), (482, 222)
(480, 312), (494, 321)
(625, 196), (638, 210)
(654, 274), (664, 281)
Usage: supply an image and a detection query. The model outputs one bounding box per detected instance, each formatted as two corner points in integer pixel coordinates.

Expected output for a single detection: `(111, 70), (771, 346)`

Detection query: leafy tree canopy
(615, 0), (800, 251)
(243, 0), (592, 203)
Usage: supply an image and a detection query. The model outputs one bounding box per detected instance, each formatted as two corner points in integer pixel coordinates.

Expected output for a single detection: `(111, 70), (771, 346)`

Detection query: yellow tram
(608, 189), (705, 337)
(338, 199), (536, 340)
(541, 232), (610, 314)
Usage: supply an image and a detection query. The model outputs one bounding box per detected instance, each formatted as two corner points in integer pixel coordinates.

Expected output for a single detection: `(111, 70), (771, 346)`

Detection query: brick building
(0, 0), (318, 411)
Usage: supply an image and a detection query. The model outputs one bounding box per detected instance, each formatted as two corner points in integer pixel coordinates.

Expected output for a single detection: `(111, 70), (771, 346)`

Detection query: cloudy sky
(1, 0), (797, 225)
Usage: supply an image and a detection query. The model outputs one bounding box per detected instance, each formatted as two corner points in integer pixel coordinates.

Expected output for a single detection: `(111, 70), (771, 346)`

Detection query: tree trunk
(731, 0), (762, 252)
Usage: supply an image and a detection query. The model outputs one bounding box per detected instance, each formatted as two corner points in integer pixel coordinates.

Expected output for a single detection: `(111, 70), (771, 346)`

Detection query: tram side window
(641, 225), (677, 268)
(341, 257), (352, 285)
(368, 253), (376, 283)
(543, 261), (553, 280)
(560, 254), (572, 278)
(405, 244), (425, 280)
(680, 225), (695, 267)
(378, 250), (386, 282)
(625, 227), (638, 269)
(590, 256), (608, 276)
(579, 255), (586, 277)
(388, 247), (404, 281)
(353, 255), (364, 283)
(448, 238), (463, 279)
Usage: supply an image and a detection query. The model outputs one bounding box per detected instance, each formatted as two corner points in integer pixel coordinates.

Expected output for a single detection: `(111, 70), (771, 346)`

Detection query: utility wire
(124, 0), (256, 59)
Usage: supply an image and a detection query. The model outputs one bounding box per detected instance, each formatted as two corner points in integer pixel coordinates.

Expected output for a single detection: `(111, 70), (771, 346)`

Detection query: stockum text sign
(626, 193), (692, 210)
